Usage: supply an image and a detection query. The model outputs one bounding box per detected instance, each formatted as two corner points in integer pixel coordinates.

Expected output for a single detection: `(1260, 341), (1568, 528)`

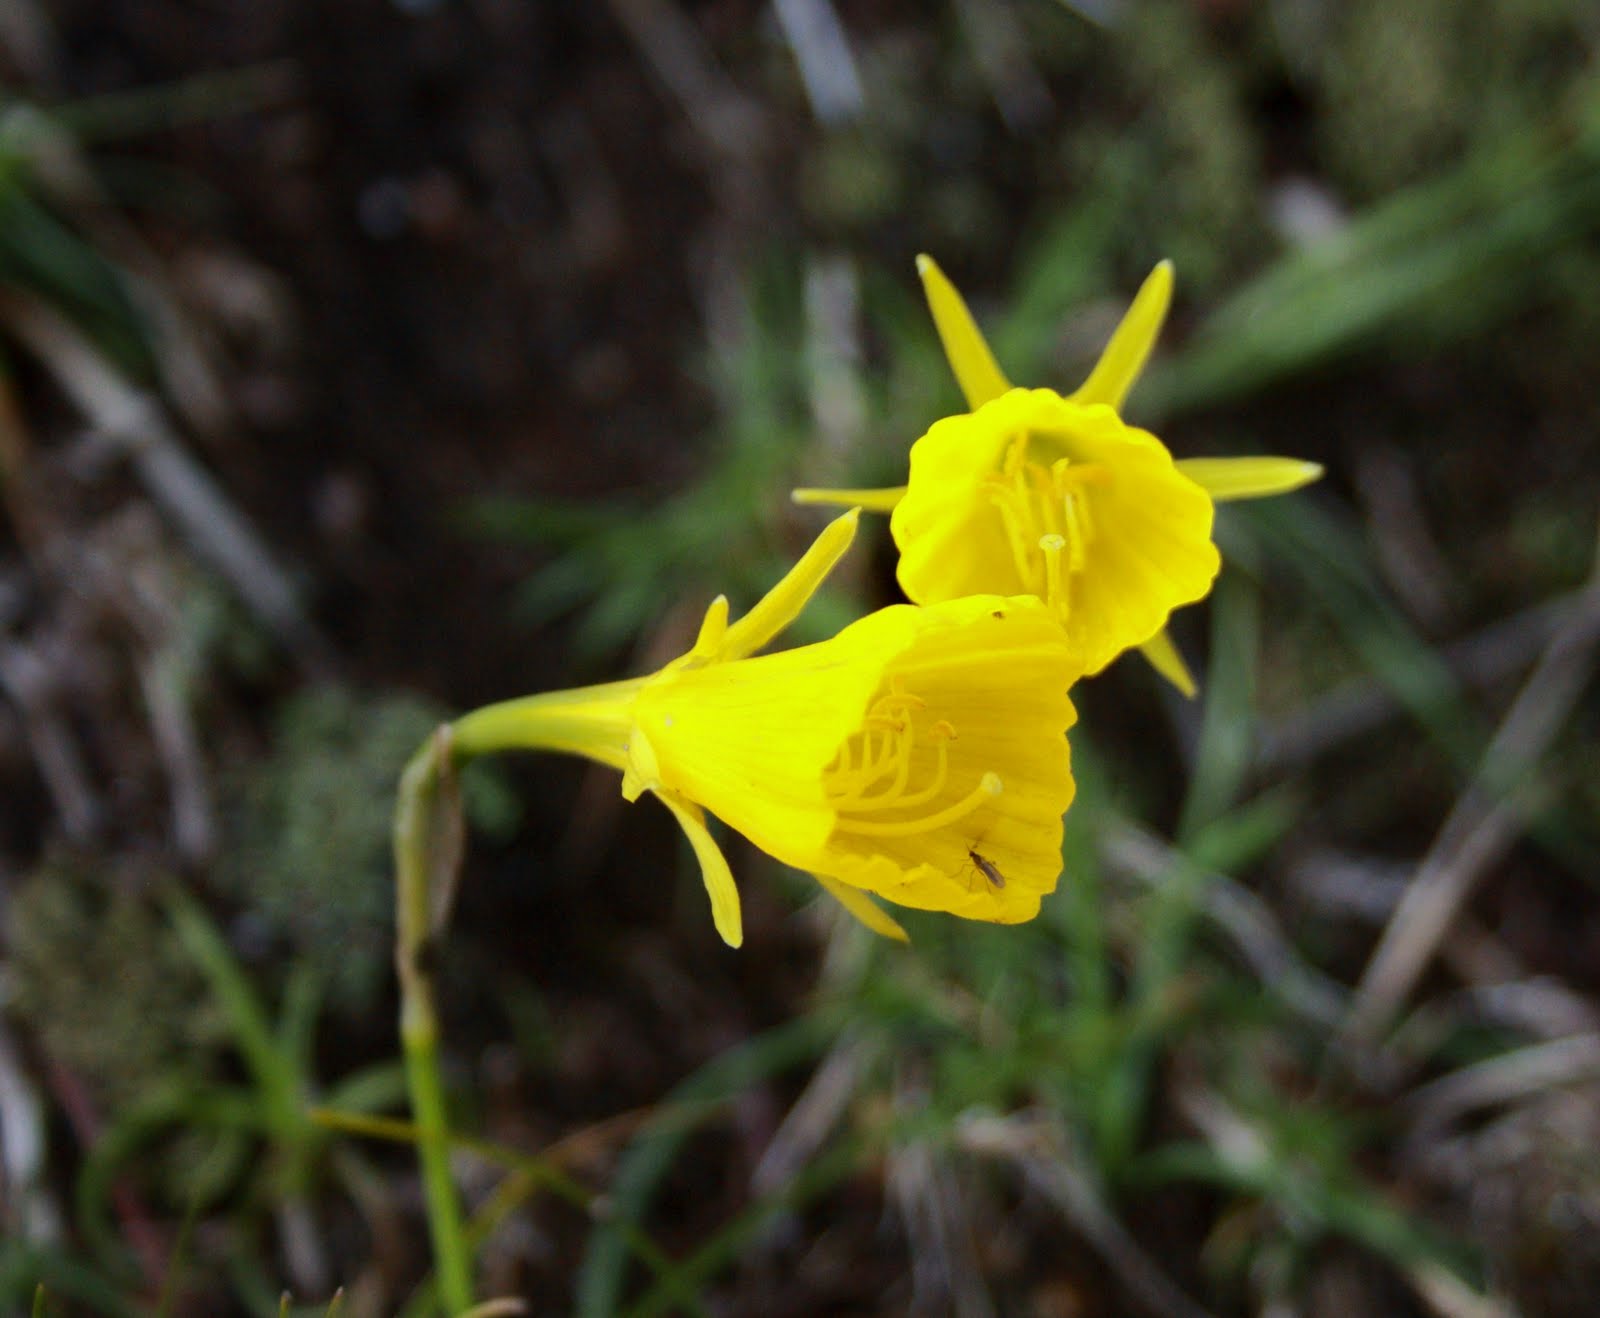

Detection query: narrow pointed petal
(791, 485), (907, 513)
(1071, 260), (1174, 409)
(718, 508), (859, 661)
(1139, 627), (1198, 699)
(689, 594), (730, 660)
(1175, 456), (1325, 502)
(812, 873), (909, 942)
(657, 790), (743, 948)
(917, 254), (1011, 410)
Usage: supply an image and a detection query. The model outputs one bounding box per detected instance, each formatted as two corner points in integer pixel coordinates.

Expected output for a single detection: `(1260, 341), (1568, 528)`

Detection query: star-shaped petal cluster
(796, 257), (1323, 692)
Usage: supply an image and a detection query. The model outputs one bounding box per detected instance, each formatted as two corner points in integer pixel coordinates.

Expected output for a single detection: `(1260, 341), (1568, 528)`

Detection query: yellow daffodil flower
(795, 258), (1323, 693)
(448, 509), (1081, 947)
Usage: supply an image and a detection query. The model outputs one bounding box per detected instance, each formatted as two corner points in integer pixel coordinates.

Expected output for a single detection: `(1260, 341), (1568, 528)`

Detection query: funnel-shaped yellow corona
(452, 510), (1080, 947)
(794, 259), (1322, 693)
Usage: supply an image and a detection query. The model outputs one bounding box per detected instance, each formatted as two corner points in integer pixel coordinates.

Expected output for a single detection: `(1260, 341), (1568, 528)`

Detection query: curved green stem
(393, 685), (643, 1314)
(394, 729), (473, 1315)
(450, 679), (641, 768)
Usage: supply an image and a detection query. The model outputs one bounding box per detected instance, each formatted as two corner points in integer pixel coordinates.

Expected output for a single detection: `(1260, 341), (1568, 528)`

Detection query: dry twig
(887, 1111), (995, 1318)
(0, 290), (334, 675)
(1343, 528), (1600, 1043)
(957, 1110), (1217, 1318)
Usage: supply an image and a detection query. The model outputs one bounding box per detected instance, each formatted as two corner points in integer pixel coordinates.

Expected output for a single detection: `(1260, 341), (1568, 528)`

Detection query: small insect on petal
(967, 848), (1006, 889)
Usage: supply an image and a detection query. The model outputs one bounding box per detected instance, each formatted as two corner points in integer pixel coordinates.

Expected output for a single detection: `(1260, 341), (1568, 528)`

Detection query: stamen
(832, 772), (1003, 838)
(1063, 493), (1087, 571)
(982, 436), (1112, 599)
(830, 735), (855, 777)
(1072, 485), (1095, 545)
(844, 716), (917, 808)
(826, 692), (995, 834)
(881, 738), (949, 809)
(1001, 432), (1029, 477)
(1040, 533), (1066, 608)
(1027, 463), (1064, 541)
(987, 477), (1042, 594)
(1050, 459), (1091, 571)
(832, 729), (890, 795)
(827, 691), (919, 807)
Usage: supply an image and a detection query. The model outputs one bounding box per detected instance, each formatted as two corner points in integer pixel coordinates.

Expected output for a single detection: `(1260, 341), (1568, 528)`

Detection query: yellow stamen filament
(828, 688), (926, 797)
(883, 738), (950, 810)
(1002, 431), (1028, 478)
(1040, 534), (1065, 608)
(851, 716), (916, 805)
(826, 693), (999, 837)
(986, 477), (1041, 594)
(833, 771), (1003, 837)
(978, 435), (1111, 611)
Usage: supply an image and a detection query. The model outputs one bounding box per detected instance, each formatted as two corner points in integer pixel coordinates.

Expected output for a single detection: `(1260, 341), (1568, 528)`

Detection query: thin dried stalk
(957, 1110), (1217, 1318)
(0, 291), (334, 675)
(1344, 529), (1600, 1043)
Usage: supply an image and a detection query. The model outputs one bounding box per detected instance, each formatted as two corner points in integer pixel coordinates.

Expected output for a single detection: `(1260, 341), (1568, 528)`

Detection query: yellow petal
(1062, 415), (1218, 674)
(718, 508), (859, 661)
(635, 611), (899, 867)
(1070, 260), (1173, 410)
(656, 789), (743, 948)
(889, 391), (1041, 606)
(1138, 628), (1198, 699)
(689, 594), (730, 661)
(1175, 456), (1325, 502)
(917, 254), (1011, 410)
(812, 872), (910, 941)
(791, 485), (907, 513)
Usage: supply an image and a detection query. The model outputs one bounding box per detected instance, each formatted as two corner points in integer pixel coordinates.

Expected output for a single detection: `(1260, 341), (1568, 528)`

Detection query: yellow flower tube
(795, 258), (1323, 693)
(449, 509), (1081, 947)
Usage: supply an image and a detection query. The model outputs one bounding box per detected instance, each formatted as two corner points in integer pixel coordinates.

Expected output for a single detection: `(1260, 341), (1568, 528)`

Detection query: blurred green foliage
(7, 853), (221, 1114)
(1064, 1), (1264, 294)
(218, 686), (518, 1016)
(1318, 0), (1593, 198)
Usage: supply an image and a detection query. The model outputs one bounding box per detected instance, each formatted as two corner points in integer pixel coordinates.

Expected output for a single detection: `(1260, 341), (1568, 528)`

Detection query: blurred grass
(466, 257), (861, 663)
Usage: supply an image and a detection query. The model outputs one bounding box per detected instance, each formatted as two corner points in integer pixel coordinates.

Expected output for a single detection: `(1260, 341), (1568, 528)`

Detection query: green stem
(404, 1022), (470, 1312)
(390, 684), (640, 1311)
(450, 679), (641, 767)
(394, 730), (474, 1315)
(393, 681), (643, 1314)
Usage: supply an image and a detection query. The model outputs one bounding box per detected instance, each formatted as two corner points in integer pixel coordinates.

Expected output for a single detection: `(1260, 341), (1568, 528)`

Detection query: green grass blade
(575, 1014), (838, 1318)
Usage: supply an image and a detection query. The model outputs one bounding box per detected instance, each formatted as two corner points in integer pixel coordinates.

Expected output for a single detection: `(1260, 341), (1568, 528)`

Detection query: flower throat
(824, 681), (1001, 838)
(984, 431), (1110, 613)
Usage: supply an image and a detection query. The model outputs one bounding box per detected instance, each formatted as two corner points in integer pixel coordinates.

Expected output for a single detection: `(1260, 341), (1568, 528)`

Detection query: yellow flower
(795, 257), (1323, 693)
(450, 510), (1081, 947)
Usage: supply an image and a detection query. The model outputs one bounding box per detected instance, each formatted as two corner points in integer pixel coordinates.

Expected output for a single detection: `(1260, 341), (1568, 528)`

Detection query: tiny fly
(967, 848), (1006, 889)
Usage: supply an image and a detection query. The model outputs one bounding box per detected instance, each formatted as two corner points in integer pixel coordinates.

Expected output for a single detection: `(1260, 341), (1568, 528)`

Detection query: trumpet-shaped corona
(450, 510), (1080, 947)
(794, 258), (1323, 693)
